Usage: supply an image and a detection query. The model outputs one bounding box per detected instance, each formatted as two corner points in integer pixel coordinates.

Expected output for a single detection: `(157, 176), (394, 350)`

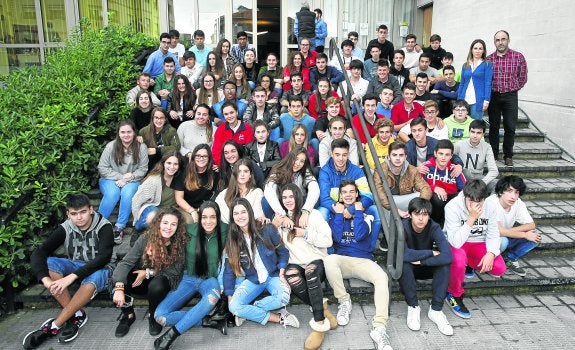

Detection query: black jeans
(398, 262), (450, 311)
(285, 260), (326, 321)
(126, 270), (171, 317)
(430, 192), (457, 228)
(488, 91), (518, 159)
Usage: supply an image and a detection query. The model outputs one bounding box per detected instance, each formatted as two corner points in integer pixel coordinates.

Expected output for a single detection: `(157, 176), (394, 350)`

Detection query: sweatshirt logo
(426, 172), (456, 184)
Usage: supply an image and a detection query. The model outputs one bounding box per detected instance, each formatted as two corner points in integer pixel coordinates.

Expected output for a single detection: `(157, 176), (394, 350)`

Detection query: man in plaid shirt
(487, 30), (528, 167)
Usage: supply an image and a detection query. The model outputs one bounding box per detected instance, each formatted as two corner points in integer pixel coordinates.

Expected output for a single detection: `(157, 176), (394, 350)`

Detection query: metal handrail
(327, 38), (404, 279)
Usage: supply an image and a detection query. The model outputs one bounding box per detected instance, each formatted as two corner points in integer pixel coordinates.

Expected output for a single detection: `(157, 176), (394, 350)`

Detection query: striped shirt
(487, 49), (527, 93)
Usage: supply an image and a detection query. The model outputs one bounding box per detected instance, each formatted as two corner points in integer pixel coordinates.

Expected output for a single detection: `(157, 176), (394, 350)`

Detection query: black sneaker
(23, 318), (58, 349)
(113, 227), (124, 245)
(465, 266), (475, 279)
(506, 259), (527, 277)
(115, 307), (136, 338)
(58, 321), (79, 343)
(69, 309), (88, 329)
(445, 293), (471, 319)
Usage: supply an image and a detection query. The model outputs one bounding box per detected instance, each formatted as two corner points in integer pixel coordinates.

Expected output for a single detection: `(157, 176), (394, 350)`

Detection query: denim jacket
(223, 224), (289, 296)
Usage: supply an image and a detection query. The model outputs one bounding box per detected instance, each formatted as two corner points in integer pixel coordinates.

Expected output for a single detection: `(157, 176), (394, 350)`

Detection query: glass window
(108, 0), (159, 38)
(0, 47), (41, 73)
(0, 0), (39, 44)
(232, 0), (252, 40)
(79, 0), (104, 29)
(198, 0), (226, 47)
(41, 0), (66, 43)
(339, 0), (394, 48)
(287, 1), (299, 45)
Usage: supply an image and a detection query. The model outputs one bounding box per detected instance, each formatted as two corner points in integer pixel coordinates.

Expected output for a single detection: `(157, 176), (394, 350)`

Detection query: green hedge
(0, 24), (156, 290)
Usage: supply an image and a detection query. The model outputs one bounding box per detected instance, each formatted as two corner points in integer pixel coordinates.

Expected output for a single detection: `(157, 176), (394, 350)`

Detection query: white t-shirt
(244, 235), (269, 283)
(485, 194), (533, 229)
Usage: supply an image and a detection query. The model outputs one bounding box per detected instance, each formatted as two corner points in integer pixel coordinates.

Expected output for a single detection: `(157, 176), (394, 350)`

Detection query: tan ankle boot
(323, 301), (338, 330)
(304, 330), (325, 350)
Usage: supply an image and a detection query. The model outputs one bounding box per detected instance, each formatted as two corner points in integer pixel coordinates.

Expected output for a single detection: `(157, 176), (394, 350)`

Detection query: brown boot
(304, 330), (325, 350)
(323, 300), (338, 330)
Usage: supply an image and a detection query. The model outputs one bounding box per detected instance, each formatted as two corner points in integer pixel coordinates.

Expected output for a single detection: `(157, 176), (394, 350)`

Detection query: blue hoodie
(319, 158), (374, 214)
(330, 209), (374, 259)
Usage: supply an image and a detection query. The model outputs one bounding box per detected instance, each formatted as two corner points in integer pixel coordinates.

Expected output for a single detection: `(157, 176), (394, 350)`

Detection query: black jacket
(296, 7), (316, 38)
(245, 140), (281, 176)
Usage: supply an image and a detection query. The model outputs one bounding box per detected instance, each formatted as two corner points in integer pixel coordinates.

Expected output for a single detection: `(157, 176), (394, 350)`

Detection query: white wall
(432, 0), (575, 155)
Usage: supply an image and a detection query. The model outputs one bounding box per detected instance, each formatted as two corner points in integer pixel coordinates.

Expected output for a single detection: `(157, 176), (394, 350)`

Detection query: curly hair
(142, 208), (188, 272)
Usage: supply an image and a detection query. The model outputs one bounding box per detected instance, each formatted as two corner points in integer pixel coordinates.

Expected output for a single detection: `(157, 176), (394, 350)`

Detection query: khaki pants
(323, 254), (389, 327)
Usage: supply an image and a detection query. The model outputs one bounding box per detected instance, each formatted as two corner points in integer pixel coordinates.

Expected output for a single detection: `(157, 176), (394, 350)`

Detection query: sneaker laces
(376, 327), (391, 345)
(338, 302), (350, 315)
(510, 260), (521, 269)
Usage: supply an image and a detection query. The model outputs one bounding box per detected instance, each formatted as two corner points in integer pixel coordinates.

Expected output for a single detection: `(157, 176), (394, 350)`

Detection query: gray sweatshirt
(98, 140), (149, 181)
(454, 139), (498, 185)
(444, 191), (501, 256)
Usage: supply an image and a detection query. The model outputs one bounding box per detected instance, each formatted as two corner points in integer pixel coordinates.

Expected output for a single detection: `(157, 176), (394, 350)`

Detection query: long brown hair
(143, 150), (182, 183)
(197, 72), (220, 106)
(267, 146), (310, 186)
(112, 120), (141, 166)
(229, 63), (250, 100)
(204, 51), (225, 78)
(171, 74), (196, 111)
(194, 104), (213, 143)
(184, 143), (214, 191)
(289, 124), (309, 151)
(280, 183), (304, 242)
(142, 107), (170, 149)
(225, 198), (274, 276)
(464, 39), (487, 68)
(142, 208), (188, 272)
(224, 158), (256, 206)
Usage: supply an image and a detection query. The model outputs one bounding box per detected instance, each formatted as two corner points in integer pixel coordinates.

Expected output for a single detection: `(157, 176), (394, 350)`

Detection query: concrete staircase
(17, 111), (575, 307)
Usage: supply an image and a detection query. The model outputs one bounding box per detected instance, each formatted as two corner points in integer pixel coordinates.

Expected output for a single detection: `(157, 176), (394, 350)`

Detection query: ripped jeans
(228, 276), (290, 325)
(285, 260), (326, 322)
(154, 275), (220, 334)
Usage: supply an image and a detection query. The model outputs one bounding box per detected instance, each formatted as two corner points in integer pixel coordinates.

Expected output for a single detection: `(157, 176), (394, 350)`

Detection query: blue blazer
(457, 61), (493, 116)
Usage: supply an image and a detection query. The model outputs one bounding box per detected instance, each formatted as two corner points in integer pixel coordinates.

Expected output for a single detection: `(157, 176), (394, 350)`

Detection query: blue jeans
(47, 257), (110, 293)
(155, 275), (220, 334)
(98, 178), (140, 228)
(500, 237), (538, 261)
(228, 276), (290, 325)
(134, 205), (159, 231)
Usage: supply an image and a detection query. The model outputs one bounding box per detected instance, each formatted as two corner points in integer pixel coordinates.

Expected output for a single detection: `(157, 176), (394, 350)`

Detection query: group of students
(23, 26), (534, 350)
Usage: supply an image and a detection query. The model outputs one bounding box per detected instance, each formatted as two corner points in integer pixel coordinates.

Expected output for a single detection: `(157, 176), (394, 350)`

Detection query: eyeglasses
(224, 88), (235, 92)
(454, 108), (467, 112)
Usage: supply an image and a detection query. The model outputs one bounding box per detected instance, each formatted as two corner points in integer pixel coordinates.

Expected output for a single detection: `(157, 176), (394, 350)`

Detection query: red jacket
(421, 157), (466, 195)
(308, 91), (344, 120)
(391, 100), (424, 127)
(303, 50), (318, 68)
(212, 121), (253, 166)
(352, 113), (384, 144)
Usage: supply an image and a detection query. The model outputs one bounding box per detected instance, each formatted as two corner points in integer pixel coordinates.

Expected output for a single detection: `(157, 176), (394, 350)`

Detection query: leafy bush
(0, 24), (156, 290)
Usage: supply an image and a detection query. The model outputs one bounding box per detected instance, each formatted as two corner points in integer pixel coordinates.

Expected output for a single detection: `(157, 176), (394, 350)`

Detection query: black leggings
(125, 270), (171, 316)
(285, 259), (326, 322)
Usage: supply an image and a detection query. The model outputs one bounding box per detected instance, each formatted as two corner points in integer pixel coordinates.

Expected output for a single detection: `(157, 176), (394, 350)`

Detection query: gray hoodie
(444, 191), (501, 256)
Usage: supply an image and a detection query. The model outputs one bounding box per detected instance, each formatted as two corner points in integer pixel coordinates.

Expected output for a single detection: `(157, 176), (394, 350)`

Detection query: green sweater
(185, 223), (228, 278)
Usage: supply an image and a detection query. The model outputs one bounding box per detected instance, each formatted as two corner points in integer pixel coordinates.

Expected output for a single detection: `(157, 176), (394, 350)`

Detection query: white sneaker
(336, 300), (352, 326)
(428, 307), (454, 336)
(406, 305), (420, 331)
(278, 308), (300, 328)
(369, 325), (393, 350)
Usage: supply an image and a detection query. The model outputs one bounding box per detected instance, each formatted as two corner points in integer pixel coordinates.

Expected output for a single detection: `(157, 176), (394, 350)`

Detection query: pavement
(2, 292), (575, 350)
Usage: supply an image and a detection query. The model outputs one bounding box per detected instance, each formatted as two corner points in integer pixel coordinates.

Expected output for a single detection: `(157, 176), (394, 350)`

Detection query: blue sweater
(457, 61), (493, 116)
(402, 219), (452, 266)
(330, 209), (373, 259)
(223, 224), (289, 296)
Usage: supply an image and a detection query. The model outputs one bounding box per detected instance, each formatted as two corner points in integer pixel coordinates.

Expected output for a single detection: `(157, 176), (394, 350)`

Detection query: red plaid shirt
(487, 49), (528, 93)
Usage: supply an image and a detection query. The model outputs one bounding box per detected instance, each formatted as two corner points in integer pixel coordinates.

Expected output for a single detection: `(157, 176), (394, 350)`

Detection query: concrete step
(522, 177), (575, 200)
(498, 158), (575, 177)
(524, 199), (575, 225)
(537, 225), (575, 250)
(486, 127), (545, 142)
(487, 115), (530, 130)
(500, 142), (563, 160)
